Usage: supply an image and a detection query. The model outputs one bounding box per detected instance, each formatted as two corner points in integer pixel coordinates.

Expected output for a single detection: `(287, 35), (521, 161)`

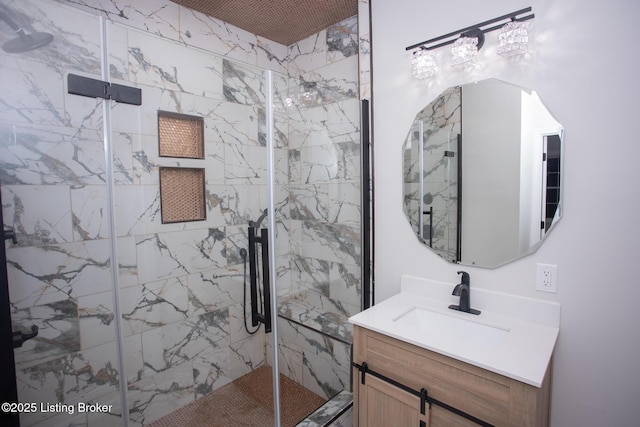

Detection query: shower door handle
(248, 227), (272, 333)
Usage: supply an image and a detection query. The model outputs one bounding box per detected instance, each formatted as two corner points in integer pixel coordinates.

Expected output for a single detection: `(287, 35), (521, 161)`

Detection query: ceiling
(170, 0), (358, 46)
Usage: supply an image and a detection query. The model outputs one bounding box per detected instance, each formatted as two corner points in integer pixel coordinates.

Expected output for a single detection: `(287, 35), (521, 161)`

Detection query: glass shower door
(105, 19), (278, 425)
(0, 1), (125, 426)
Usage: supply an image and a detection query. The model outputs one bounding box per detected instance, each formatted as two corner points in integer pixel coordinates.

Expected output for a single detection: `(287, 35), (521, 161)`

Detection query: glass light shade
(412, 49), (438, 79)
(451, 36), (478, 69)
(497, 21), (530, 57)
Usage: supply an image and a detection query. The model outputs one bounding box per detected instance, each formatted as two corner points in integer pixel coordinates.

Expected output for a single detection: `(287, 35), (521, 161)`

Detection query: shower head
(3, 30), (53, 53)
(0, 6), (53, 53)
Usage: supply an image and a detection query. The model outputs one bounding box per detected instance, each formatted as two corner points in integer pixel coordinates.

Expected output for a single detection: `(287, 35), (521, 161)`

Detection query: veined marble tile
(278, 291), (353, 343)
(222, 59), (265, 106)
(140, 308), (229, 374)
(277, 336), (304, 384)
(187, 268), (243, 317)
(6, 239), (112, 309)
(296, 143), (340, 183)
(293, 141), (359, 184)
(114, 184), (162, 237)
(107, 21), (130, 82)
(272, 184), (291, 224)
(0, 124), (106, 186)
(301, 221), (360, 267)
(326, 98), (361, 143)
(277, 316), (351, 398)
(287, 103), (328, 150)
(71, 185), (109, 241)
(327, 16), (359, 63)
(135, 228), (227, 283)
(224, 143), (267, 184)
(257, 37), (288, 75)
(290, 184), (330, 222)
(303, 350), (349, 399)
(228, 302), (264, 345)
(122, 333), (144, 385)
(207, 183), (264, 227)
(328, 182), (361, 225)
(0, 58), (69, 127)
(192, 345), (234, 399)
(110, 130), (136, 185)
(3, 185), (73, 246)
(127, 362), (194, 426)
(291, 255), (331, 296)
(329, 262), (361, 316)
(117, 236), (139, 288)
(85, 388), (125, 427)
(180, 94), (261, 150)
(189, 98), (261, 146)
(271, 71), (292, 117)
(78, 291), (116, 349)
(66, 0), (181, 42)
(296, 57), (359, 105)
(120, 277), (189, 336)
(179, 6), (258, 65)
(127, 30), (223, 98)
(17, 341), (121, 425)
(288, 32), (328, 75)
(12, 299), (80, 370)
(228, 332), (266, 378)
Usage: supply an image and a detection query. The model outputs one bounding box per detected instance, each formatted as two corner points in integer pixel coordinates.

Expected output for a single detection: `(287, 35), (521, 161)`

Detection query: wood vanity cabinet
(352, 326), (552, 427)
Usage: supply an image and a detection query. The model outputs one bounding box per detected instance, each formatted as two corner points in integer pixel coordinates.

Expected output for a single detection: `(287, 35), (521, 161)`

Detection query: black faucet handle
(457, 271), (470, 286)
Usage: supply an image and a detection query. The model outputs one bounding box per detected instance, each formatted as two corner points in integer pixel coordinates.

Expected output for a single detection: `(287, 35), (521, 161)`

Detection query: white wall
(371, 0), (640, 425)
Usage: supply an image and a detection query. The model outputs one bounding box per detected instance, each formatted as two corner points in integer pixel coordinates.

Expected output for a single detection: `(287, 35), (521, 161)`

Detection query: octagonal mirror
(402, 79), (563, 268)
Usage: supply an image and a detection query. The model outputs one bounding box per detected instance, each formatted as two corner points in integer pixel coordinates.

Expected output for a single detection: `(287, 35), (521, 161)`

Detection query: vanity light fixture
(451, 28), (485, 69)
(406, 7), (534, 78)
(412, 48), (438, 79)
(497, 20), (530, 57)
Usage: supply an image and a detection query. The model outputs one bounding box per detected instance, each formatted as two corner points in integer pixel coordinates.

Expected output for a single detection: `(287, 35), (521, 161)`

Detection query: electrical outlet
(536, 263), (557, 293)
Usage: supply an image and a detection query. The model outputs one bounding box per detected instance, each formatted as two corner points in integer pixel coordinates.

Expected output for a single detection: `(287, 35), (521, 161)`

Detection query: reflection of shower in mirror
(402, 79), (564, 268)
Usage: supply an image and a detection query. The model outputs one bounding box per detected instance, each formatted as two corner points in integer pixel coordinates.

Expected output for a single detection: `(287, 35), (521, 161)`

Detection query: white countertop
(349, 275), (560, 387)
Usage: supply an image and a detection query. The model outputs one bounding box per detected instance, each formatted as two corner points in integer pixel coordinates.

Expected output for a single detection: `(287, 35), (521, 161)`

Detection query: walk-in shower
(0, 1), (368, 426)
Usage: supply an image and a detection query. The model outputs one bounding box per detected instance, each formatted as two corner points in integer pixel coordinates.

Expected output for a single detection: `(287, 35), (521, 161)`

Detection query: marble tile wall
(403, 86), (461, 262)
(1, 0), (364, 425)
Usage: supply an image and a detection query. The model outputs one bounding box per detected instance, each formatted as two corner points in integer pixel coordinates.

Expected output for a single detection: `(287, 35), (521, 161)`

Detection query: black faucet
(448, 271), (481, 315)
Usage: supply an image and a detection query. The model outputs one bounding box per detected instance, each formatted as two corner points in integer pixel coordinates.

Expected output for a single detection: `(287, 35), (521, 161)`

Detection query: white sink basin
(393, 307), (509, 352)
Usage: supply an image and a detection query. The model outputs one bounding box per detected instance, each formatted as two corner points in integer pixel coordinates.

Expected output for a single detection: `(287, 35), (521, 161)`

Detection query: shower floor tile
(146, 365), (326, 427)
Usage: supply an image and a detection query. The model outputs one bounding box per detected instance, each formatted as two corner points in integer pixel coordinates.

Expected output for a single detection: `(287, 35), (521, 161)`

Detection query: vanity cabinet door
(358, 374), (429, 426)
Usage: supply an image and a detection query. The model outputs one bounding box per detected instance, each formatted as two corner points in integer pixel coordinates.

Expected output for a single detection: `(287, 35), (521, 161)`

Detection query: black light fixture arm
(406, 7), (534, 52)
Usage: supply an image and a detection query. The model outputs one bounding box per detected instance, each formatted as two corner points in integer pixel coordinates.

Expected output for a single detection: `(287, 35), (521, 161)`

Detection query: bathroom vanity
(349, 276), (560, 426)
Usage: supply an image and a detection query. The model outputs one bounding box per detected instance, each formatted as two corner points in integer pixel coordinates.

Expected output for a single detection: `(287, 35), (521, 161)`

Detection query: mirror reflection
(403, 79), (563, 268)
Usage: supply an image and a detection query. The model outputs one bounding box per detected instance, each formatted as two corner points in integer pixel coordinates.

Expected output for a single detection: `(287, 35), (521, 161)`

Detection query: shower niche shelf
(158, 111), (204, 159)
(159, 167), (206, 224)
